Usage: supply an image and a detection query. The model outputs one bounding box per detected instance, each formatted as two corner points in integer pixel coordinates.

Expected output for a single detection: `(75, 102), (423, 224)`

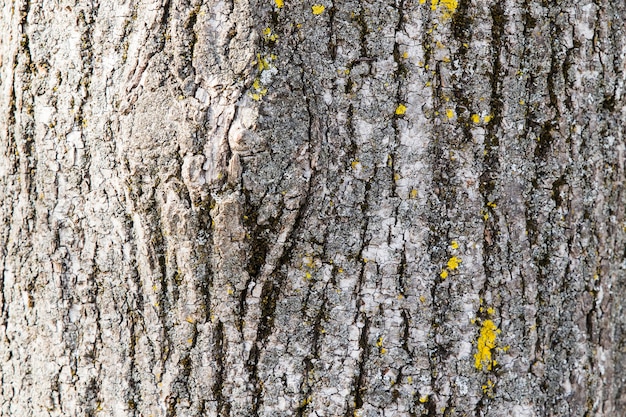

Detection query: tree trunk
(1, 0), (625, 416)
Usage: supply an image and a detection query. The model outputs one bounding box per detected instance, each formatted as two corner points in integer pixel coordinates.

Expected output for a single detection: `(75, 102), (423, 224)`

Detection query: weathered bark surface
(1, 0), (625, 416)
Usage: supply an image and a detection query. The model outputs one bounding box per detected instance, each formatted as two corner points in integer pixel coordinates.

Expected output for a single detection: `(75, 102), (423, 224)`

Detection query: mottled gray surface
(1, 0), (625, 416)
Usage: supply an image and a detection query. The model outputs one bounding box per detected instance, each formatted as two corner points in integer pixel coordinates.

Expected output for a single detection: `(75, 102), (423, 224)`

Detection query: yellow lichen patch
(450, 240), (459, 249)
(486, 307), (495, 315)
(263, 27), (278, 41)
(402, 51), (409, 59)
(410, 188), (418, 199)
(312, 4), (325, 14)
(377, 336), (384, 347)
(419, 395), (429, 403)
(440, 269), (449, 279)
(440, 0), (458, 12)
(431, 0), (458, 18)
(471, 114), (480, 124)
(482, 379), (495, 397)
(483, 114), (493, 123)
(445, 108), (455, 119)
(447, 256), (461, 270)
(251, 78), (268, 101)
(274, 0), (284, 8)
(487, 201), (497, 208)
(474, 319), (500, 371)
(419, 295), (426, 303)
(395, 103), (407, 115)
(351, 160), (361, 170)
(256, 54), (270, 71)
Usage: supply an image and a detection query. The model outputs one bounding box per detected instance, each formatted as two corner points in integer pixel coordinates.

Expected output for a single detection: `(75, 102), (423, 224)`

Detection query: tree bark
(1, 0), (625, 416)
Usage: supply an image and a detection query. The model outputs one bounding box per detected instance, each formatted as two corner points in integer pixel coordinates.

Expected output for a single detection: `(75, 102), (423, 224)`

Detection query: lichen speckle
(274, 0), (284, 8)
(447, 256), (461, 270)
(395, 103), (407, 115)
(312, 4), (325, 15)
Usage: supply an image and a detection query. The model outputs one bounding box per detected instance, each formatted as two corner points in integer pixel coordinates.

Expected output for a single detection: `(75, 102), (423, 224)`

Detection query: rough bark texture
(1, 0), (626, 416)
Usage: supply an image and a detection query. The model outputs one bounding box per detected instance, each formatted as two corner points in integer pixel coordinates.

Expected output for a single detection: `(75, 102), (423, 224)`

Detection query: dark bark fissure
(390, 0), (407, 199)
(126, 317), (141, 416)
(15, 0), (37, 212)
(0, 85), (17, 349)
(212, 320), (229, 416)
(348, 314), (371, 417)
(296, 286), (329, 417)
(344, 170), (374, 416)
(450, 0), (473, 142)
(471, 3), (508, 413)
